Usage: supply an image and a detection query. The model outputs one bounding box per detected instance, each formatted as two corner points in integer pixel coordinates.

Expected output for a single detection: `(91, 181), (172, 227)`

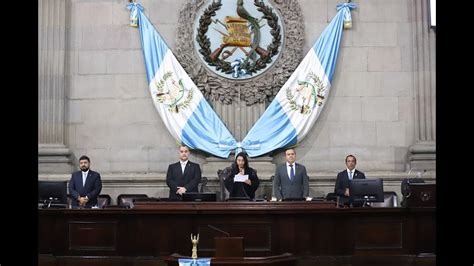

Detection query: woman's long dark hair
(232, 152), (249, 173)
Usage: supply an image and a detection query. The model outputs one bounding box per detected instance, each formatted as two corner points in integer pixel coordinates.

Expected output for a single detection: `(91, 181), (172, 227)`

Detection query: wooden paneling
(197, 222), (272, 252)
(354, 220), (403, 249)
(39, 203), (435, 265)
(68, 221), (117, 251)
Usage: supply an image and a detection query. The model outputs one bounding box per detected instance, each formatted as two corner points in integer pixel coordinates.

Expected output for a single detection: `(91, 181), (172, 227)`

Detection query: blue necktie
(289, 164), (295, 181)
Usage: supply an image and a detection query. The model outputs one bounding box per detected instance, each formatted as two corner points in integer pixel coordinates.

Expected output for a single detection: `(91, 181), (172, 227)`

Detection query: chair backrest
(103, 205), (128, 209)
(198, 176), (208, 193)
(117, 194), (148, 208)
(371, 191), (398, 207)
(67, 194), (73, 208)
(97, 194), (111, 208)
(326, 192), (338, 202)
(217, 167), (232, 201)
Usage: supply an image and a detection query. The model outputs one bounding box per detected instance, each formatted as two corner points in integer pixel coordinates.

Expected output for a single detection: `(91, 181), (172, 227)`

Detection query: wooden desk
(39, 201), (435, 266)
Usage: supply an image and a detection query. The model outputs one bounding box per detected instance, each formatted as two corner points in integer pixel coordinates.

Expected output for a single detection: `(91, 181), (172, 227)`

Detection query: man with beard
(68, 155), (102, 208)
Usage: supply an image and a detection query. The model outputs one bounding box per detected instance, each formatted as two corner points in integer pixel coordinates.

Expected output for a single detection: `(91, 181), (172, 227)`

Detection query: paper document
(234, 174), (249, 182)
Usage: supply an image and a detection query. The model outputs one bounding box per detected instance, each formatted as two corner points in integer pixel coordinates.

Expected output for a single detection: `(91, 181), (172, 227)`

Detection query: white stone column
(38, 0), (73, 173)
(408, 0), (436, 170)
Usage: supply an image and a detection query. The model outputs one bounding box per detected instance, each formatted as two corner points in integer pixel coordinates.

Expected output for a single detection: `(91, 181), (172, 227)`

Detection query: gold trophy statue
(191, 233), (199, 259)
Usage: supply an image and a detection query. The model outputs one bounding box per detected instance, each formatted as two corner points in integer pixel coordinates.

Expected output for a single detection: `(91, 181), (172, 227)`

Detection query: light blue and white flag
(241, 3), (356, 157)
(127, 3), (237, 158)
(178, 258), (211, 266)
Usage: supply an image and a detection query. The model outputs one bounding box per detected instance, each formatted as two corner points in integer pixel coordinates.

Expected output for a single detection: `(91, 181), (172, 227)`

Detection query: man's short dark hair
(79, 155), (90, 162)
(284, 147), (296, 154)
(345, 154), (356, 163)
(179, 144), (190, 151)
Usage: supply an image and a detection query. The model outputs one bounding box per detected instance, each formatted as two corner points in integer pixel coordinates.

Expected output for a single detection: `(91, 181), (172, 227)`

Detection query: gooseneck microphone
(208, 224), (230, 237)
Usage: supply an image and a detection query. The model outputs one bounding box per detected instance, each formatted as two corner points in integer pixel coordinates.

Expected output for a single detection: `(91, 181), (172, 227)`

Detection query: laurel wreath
(155, 71), (174, 92)
(309, 72), (326, 106)
(155, 71), (194, 113)
(286, 72), (326, 114)
(196, 0), (282, 75)
(172, 88), (193, 113)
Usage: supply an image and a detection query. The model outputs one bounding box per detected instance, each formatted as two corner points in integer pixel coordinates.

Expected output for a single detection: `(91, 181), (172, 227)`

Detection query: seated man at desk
(272, 148), (310, 201)
(224, 152), (260, 200)
(334, 154), (366, 206)
(166, 145), (202, 200)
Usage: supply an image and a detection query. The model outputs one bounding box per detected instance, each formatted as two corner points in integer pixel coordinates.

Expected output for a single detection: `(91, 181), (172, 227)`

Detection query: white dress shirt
(347, 169), (355, 180)
(180, 160), (188, 174)
(82, 170), (89, 186)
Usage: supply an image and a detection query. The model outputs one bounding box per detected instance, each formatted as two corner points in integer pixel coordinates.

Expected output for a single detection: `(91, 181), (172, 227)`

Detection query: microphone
(415, 169), (427, 178)
(208, 224), (230, 237)
(44, 197), (59, 208)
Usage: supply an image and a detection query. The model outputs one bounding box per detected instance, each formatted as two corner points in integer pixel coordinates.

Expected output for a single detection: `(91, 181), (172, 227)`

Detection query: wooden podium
(214, 237), (244, 257)
(163, 232), (296, 265)
(406, 183), (436, 207)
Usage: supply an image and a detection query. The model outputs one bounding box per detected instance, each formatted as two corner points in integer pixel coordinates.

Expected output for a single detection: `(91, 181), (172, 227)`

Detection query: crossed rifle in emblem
(209, 17), (269, 62)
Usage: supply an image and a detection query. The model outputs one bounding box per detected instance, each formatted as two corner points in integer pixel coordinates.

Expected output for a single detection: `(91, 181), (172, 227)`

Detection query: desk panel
(39, 202), (435, 266)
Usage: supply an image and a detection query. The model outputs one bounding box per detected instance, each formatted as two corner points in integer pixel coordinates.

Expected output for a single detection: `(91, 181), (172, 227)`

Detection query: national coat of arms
(155, 72), (194, 113)
(286, 72), (326, 114)
(194, 0), (283, 80)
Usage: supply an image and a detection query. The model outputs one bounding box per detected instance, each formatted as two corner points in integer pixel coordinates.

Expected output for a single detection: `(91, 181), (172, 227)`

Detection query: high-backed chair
(371, 191), (399, 207)
(198, 176), (208, 193)
(217, 168), (232, 201)
(67, 194), (73, 208)
(97, 194), (112, 208)
(117, 194), (148, 208)
(326, 192), (338, 202)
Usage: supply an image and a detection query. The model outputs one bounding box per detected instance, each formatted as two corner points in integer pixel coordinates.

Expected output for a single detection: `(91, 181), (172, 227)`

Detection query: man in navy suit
(166, 145), (202, 200)
(68, 155), (102, 208)
(334, 154), (366, 205)
(272, 148), (310, 201)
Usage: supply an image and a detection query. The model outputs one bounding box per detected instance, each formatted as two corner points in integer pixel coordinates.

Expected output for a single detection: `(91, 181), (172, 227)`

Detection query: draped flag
(178, 258), (211, 266)
(240, 3), (356, 157)
(127, 2), (237, 158)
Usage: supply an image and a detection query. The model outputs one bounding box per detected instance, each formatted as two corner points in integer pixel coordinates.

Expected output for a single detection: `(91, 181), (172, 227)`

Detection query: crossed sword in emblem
(209, 18), (270, 61)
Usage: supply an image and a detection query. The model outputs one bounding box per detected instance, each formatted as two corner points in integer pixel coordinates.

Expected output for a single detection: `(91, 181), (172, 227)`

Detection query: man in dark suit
(272, 148), (310, 201)
(68, 155), (102, 208)
(166, 145), (202, 200)
(334, 154), (366, 206)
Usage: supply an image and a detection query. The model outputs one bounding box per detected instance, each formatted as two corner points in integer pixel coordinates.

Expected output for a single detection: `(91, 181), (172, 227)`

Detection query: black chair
(103, 205), (128, 209)
(226, 197), (251, 202)
(67, 194), (73, 208)
(98, 194), (112, 208)
(325, 192), (338, 202)
(217, 168), (232, 201)
(117, 194), (149, 208)
(198, 176), (208, 193)
(370, 191), (399, 207)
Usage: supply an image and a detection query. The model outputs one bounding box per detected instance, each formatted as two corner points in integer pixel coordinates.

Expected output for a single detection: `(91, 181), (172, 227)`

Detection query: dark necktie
(289, 164), (295, 181)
